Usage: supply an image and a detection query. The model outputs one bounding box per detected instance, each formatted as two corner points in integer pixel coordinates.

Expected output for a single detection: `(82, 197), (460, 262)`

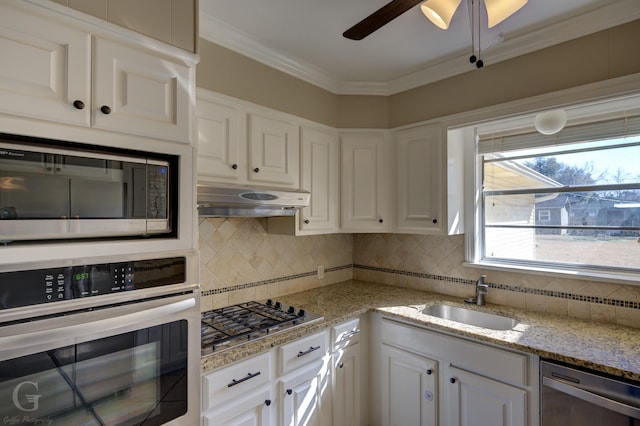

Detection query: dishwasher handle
(543, 376), (640, 419)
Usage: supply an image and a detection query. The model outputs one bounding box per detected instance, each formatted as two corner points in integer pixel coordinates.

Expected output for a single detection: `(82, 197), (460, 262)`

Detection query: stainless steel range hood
(197, 183), (310, 217)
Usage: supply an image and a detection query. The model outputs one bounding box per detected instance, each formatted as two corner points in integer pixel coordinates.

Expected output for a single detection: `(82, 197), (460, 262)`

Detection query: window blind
(478, 114), (640, 155)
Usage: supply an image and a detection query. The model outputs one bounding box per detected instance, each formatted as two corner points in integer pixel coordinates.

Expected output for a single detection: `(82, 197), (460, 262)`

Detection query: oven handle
(0, 295), (196, 355)
(543, 376), (640, 419)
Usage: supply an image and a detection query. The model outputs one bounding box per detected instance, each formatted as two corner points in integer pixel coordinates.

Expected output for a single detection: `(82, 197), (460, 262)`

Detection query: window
(538, 210), (551, 222)
(470, 104), (640, 280)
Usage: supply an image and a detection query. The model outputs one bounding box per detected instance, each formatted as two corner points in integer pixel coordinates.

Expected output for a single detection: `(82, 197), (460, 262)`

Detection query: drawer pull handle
(227, 371), (261, 387)
(297, 345), (321, 357)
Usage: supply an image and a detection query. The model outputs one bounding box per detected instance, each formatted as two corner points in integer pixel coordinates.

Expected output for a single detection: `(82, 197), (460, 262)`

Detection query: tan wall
(389, 20), (640, 127)
(50, 0), (196, 52)
(197, 41), (340, 127)
(198, 19), (640, 128)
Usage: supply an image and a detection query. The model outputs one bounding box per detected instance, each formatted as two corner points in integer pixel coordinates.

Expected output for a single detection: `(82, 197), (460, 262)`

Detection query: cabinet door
(203, 387), (273, 426)
(0, 4), (90, 126)
(396, 123), (443, 234)
(333, 342), (361, 426)
(299, 126), (339, 234)
(197, 96), (243, 182)
(93, 38), (191, 143)
(280, 360), (332, 426)
(340, 131), (389, 232)
(248, 113), (299, 187)
(447, 366), (526, 426)
(381, 344), (438, 426)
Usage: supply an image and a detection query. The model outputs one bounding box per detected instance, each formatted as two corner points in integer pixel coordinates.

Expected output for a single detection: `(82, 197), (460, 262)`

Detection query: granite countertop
(201, 280), (640, 382)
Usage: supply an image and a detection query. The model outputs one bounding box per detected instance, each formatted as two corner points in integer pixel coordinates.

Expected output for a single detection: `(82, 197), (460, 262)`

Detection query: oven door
(0, 292), (200, 425)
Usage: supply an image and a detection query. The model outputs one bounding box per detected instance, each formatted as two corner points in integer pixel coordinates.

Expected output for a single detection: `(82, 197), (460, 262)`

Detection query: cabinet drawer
(332, 318), (361, 351)
(382, 319), (528, 387)
(202, 352), (271, 410)
(279, 331), (328, 375)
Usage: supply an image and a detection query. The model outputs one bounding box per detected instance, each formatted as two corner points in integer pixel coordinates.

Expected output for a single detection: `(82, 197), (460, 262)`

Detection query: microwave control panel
(0, 257), (185, 310)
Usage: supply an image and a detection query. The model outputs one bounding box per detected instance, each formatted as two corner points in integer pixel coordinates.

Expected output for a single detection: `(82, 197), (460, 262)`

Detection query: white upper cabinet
(0, 2), (194, 144)
(0, 5), (90, 127)
(395, 123), (443, 233)
(196, 90), (300, 190)
(92, 38), (192, 143)
(196, 93), (243, 182)
(340, 131), (389, 232)
(298, 126), (339, 234)
(248, 113), (299, 188)
(394, 122), (465, 235)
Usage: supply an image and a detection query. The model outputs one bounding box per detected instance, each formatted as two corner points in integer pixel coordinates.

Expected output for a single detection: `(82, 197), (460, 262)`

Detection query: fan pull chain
(468, 0), (484, 68)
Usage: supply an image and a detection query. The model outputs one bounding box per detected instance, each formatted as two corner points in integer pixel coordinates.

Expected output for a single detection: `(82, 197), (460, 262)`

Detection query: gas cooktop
(201, 299), (323, 356)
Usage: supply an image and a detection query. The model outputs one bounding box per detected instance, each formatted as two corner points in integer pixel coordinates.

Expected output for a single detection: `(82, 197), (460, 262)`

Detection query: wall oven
(0, 133), (177, 244)
(0, 253), (200, 425)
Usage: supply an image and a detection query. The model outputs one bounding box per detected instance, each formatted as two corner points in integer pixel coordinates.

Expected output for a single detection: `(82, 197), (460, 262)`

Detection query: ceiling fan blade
(343, 0), (425, 40)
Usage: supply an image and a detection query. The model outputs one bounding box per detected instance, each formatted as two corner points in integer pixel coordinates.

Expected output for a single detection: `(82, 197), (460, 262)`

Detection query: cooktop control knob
(274, 301), (282, 310)
(266, 299), (273, 306)
(287, 306), (295, 314)
(298, 309), (306, 317)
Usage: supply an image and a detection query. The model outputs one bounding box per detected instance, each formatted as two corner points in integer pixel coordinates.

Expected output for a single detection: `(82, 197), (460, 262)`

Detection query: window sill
(463, 260), (640, 286)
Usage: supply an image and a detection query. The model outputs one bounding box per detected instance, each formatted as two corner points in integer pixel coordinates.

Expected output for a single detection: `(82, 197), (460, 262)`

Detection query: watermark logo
(12, 382), (40, 412)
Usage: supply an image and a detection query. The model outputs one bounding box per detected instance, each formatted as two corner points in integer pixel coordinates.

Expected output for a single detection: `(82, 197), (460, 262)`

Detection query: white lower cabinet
(381, 344), (438, 426)
(203, 386), (273, 426)
(279, 359), (332, 426)
(375, 315), (538, 426)
(447, 366), (526, 426)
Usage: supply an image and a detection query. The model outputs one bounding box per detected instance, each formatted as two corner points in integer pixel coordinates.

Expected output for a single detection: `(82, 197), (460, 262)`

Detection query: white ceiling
(199, 0), (640, 95)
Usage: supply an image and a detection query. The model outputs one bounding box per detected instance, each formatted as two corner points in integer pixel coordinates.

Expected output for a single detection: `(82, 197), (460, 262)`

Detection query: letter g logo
(12, 381), (41, 412)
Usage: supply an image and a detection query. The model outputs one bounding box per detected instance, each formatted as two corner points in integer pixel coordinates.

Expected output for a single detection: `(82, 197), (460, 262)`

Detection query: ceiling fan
(343, 0), (528, 40)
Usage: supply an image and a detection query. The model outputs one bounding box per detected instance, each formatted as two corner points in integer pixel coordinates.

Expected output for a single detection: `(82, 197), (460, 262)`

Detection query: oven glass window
(0, 320), (187, 425)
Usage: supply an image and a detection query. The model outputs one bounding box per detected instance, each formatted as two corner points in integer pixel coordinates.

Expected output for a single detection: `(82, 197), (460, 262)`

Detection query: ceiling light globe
(534, 109), (567, 135)
(420, 0), (463, 30)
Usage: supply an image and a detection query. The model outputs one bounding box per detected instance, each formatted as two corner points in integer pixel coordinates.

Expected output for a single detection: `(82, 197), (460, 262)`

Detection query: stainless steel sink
(422, 304), (519, 330)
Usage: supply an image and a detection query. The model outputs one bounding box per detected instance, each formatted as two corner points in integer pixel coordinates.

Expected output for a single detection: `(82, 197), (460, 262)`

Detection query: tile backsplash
(197, 219), (640, 328)
(198, 218), (353, 311)
(353, 233), (640, 328)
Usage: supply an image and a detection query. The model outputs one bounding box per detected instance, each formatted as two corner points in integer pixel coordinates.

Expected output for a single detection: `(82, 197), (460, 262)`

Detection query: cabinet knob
(433, 218), (438, 224)
(100, 105), (112, 115)
(254, 167), (260, 173)
(73, 100), (85, 110)
(449, 377), (456, 384)
(304, 219), (310, 224)
(264, 399), (272, 407)
(379, 218), (384, 223)
(339, 361), (344, 369)
(232, 164), (238, 170)
(426, 369), (432, 375)
(286, 389), (293, 395)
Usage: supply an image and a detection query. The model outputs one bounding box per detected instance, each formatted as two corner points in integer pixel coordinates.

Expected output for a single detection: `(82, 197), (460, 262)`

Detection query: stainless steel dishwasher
(541, 360), (640, 425)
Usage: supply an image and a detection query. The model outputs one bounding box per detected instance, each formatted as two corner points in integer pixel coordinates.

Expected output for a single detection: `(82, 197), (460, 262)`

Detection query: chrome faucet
(465, 275), (488, 306)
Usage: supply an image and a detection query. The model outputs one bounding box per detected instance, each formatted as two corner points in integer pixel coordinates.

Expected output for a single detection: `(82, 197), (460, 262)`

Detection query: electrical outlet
(317, 265), (324, 280)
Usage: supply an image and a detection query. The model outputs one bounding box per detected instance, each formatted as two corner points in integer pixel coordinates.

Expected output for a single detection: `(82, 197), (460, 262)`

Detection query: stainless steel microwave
(0, 134), (177, 243)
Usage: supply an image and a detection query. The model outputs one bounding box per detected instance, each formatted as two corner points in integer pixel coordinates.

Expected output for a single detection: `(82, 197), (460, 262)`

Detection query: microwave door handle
(543, 376), (640, 419)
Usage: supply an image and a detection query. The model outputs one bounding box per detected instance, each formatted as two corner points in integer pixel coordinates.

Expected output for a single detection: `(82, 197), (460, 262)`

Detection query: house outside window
(466, 96), (640, 281)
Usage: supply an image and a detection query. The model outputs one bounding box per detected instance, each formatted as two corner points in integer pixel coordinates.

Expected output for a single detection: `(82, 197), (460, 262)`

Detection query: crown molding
(200, 0), (640, 96)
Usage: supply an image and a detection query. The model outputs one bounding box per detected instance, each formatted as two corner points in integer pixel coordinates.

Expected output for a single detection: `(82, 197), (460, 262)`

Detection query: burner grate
(201, 300), (310, 354)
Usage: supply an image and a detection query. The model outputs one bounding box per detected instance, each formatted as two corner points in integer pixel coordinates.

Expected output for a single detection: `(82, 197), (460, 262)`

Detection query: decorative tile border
(201, 264), (353, 297)
(201, 263), (640, 310)
(354, 264), (640, 310)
